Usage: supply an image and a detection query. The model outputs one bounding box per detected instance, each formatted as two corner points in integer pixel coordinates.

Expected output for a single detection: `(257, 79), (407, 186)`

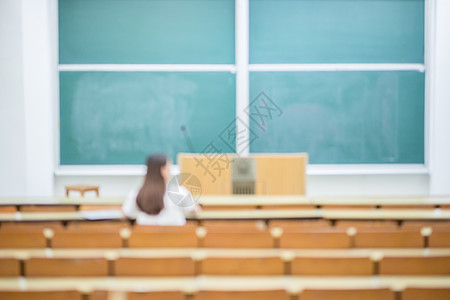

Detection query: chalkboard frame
(57, 0), (427, 172)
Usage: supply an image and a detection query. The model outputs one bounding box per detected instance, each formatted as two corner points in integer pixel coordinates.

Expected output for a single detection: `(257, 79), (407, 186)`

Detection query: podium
(177, 153), (307, 195)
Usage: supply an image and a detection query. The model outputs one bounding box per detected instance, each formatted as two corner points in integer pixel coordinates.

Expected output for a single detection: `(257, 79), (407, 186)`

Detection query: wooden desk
(198, 196), (450, 207)
(0, 211), (126, 223)
(0, 197), (124, 208)
(0, 210), (321, 223)
(0, 209), (449, 224)
(311, 196), (450, 206)
(0, 248), (449, 259)
(0, 276), (448, 292)
(322, 209), (450, 221)
(187, 210), (322, 221)
(2, 196), (450, 209)
(190, 209), (450, 222)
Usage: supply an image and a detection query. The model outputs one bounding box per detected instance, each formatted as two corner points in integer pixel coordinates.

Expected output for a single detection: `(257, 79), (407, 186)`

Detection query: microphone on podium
(181, 125), (196, 153)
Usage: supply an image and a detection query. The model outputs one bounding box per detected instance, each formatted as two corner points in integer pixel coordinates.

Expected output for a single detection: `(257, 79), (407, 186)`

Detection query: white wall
(0, 0), (448, 197)
(53, 174), (430, 197)
(0, 0), (27, 196)
(0, 0), (54, 197)
(21, 0), (55, 196)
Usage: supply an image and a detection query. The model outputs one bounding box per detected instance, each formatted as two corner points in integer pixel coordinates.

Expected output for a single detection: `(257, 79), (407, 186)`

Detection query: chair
(66, 221), (130, 231)
(25, 257), (109, 277)
(65, 185), (99, 197)
(185, 220), (198, 227)
(20, 205), (78, 212)
(429, 231), (450, 247)
(335, 221), (398, 230)
(80, 290), (187, 300)
(402, 221), (450, 231)
(86, 291), (109, 300)
(280, 231), (350, 248)
(291, 257), (373, 276)
(0, 206), (16, 213)
(201, 257), (284, 275)
(320, 205), (377, 210)
(201, 220), (267, 232)
(354, 231), (423, 248)
(379, 256), (450, 275)
(269, 220), (330, 230)
(202, 231), (274, 248)
(380, 205), (435, 210)
(128, 227), (198, 248)
(51, 231), (123, 248)
(114, 257), (195, 276)
(402, 288), (450, 300)
(127, 291), (186, 300)
(300, 288), (395, 300)
(0, 222), (64, 232)
(195, 290), (290, 300)
(0, 291), (82, 300)
(132, 224), (198, 232)
(201, 205), (258, 211)
(0, 258), (20, 276)
(261, 204), (317, 210)
(79, 205), (122, 211)
(0, 232), (46, 248)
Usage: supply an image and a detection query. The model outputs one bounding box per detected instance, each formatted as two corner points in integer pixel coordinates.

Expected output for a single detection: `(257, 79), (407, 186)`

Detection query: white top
(122, 185), (195, 226)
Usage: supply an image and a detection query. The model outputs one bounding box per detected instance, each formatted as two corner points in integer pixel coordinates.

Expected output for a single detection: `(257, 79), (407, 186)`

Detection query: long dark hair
(136, 154), (168, 215)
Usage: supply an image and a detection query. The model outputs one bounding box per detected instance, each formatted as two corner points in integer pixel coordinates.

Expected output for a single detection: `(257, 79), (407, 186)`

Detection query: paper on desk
(80, 209), (124, 220)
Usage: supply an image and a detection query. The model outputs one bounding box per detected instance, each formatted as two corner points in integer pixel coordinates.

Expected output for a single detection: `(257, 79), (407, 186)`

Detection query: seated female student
(122, 154), (199, 225)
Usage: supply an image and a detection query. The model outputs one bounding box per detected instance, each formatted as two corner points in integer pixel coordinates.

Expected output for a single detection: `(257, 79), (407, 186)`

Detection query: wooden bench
(402, 288), (450, 300)
(20, 205), (78, 212)
(115, 257), (196, 277)
(51, 231), (123, 248)
(379, 256), (450, 275)
(268, 219), (331, 230)
(122, 291), (185, 300)
(300, 288), (395, 300)
(335, 220), (398, 230)
(0, 283), (449, 300)
(0, 291), (82, 300)
(280, 231), (351, 249)
(200, 256), (284, 276)
(0, 258), (20, 277)
(202, 231), (274, 248)
(354, 231), (424, 248)
(196, 290), (290, 300)
(0, 231), (47, 248)
(25, 257), (109, 277)
(127, 227), (198, 248)
(290, 257), (373, 276)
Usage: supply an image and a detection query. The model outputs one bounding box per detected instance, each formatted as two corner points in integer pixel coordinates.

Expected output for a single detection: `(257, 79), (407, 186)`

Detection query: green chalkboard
(249, 71), (425, 164)
(60, 72), (236, 164)
(250, 0), (424, 63)
(59, 0), (235, 64)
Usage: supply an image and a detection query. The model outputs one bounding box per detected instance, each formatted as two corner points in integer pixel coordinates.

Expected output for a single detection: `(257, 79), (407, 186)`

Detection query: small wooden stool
(65, 185), (99, 197)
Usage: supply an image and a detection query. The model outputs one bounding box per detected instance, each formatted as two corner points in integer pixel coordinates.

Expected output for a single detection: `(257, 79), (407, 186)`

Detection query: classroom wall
(22, 0), (55, 197)
(53, 173), (430, 197)
(0, 0), (54, 197)
(0, 0), (27, 196)
(1, 0), (449, 197)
